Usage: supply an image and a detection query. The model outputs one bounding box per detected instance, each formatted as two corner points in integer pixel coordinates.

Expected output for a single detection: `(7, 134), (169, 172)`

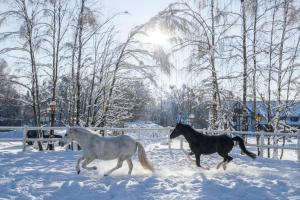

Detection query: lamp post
(255, 113), (262, 131)
(255, 113), (262, 155)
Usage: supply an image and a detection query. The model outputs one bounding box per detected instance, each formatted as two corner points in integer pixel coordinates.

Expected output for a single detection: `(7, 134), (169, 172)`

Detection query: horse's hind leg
(76, 156), (85, 174)
(222, 155), (233, 170)
(104, 158), (124, 176)
(216, 157), (226, 169)
(126, 158), (133, 175)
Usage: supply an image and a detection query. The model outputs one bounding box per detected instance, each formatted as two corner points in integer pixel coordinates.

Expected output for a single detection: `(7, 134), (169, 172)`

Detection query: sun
(143, 28), (170, 48)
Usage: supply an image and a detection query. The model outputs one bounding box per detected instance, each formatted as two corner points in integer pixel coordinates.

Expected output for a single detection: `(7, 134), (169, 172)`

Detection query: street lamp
(49, 101), (57, 113)
(255, 114), (262, 123)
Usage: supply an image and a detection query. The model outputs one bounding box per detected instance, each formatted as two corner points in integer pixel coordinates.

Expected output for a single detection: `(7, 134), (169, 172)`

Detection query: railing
(0, 126), (299, 161)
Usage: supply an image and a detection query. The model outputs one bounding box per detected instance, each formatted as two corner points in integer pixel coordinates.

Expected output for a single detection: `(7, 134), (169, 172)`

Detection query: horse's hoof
(104, 174), (108, 176)
(77, 170), (80, 174)
(93, 166), (97, 170)
(216, 164), (222, 169)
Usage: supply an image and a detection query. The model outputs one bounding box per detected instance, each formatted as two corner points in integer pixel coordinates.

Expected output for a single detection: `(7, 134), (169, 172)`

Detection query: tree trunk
(68, 25), (79, 125)
(274, 0), (289, 159)
(23, 0), (42, 150)
(210, 0), (221, 130)
(252, 0), (259, 155)
(267, 1), (277, 158)
(241, 0), (248, 135)
(75, 0), (85, 126)
(49, 0), (62, 150)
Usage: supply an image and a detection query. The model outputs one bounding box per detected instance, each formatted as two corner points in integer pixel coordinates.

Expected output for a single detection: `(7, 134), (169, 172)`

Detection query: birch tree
(0, 0), (45, 150)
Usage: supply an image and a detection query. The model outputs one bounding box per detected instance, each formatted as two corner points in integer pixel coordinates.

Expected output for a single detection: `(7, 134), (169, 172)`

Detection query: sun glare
(144, 29), (170, 48)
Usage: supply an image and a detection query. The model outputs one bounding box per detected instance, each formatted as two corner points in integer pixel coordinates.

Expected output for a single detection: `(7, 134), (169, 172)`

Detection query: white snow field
(0, 139), (300, 200)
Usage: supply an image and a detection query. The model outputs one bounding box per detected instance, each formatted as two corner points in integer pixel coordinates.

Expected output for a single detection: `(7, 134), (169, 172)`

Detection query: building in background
(232, 101), (300, 131)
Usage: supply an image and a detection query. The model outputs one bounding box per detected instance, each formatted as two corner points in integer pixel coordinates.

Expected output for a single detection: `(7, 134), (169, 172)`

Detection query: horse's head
(64, 127), (76, 143)
(64, 127), (92, 146)
(170, 122), (188, 139)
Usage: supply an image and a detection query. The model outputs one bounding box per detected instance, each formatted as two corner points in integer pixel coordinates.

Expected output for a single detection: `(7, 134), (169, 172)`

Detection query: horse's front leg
(195, 154), (209, 170)
(76, 156), (85, 174)
(81, 156), (97, 171)
(195, 154), (201, 167)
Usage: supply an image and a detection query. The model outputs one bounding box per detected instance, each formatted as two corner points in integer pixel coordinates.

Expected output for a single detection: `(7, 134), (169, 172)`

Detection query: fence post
(180, 136), (183, 150)
(259, 132), (264, 157)
(297, 132), (300, 162)
(138, 129), (141, 141)
(22, 127), (27, 152)
(273, 131), (278, 159)
(168, 128), (174, 158)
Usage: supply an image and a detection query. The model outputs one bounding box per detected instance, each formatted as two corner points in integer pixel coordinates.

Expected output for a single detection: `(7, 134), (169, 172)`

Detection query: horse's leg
(222, 155), (233, 170)
(195, 154), (201, 167)
(216, 152), (226, 169)
(104, 158), (124, 176)
(126, 158), (133, 175)
(195, 154), (209, 170)
(81, 157), (97, 171)
(76, 156), (85, 174)
(216, 157), (226, 169)
(187, 154), (196, 161)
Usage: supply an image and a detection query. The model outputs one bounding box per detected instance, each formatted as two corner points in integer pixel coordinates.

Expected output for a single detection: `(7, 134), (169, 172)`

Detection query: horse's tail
(136, 142), (154, 172)
(232, 136), (256, 159)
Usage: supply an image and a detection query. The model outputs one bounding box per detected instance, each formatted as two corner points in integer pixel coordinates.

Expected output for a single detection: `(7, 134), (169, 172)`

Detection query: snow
(0, 139), (300, 200)
(125, 121), (170, 144)
(0, 130), (23, 139)
(244, 136), (299, 162)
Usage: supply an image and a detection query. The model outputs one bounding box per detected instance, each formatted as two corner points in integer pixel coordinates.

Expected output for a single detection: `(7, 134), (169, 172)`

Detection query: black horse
(170, 123), (256, 170)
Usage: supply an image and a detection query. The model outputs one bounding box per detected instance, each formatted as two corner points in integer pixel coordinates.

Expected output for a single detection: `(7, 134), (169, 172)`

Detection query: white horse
(65, 127), (154, 176)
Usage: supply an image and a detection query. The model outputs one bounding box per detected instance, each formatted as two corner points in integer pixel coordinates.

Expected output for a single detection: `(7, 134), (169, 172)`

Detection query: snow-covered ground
(0, 138), (300, 200)
(0, 122), (299, 199)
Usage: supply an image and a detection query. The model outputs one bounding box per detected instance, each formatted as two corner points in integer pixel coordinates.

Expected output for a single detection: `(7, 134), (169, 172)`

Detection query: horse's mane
(182, 124), (202, 135)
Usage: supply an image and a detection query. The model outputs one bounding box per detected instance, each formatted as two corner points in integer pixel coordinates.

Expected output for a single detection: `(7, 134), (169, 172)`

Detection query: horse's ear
(178, 112), (182, 124)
